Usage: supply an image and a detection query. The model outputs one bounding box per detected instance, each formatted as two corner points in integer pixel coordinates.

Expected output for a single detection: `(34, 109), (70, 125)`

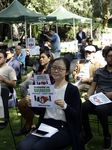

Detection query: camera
(40, 30), (49, 42)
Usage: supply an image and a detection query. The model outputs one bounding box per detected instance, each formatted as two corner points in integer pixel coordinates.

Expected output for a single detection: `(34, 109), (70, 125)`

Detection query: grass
(1, 55), (112, 150)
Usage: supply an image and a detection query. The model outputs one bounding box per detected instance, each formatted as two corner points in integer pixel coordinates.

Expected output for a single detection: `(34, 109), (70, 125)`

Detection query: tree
(102, 0), (110, 27)
(91, 0), (112, 27)
(65, 0), (93, 18)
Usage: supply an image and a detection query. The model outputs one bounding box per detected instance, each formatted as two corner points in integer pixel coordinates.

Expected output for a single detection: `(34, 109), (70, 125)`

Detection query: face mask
(85, 55), (92, 61)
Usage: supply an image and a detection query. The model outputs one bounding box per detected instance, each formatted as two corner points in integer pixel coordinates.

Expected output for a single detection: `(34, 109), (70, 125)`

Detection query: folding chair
(0, 87), (17, 150)
(89, 113), (112, 133)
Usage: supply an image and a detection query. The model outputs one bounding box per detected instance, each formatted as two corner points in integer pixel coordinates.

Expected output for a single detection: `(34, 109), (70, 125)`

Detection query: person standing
(44, 28), (61, 58)
(76, 27), (86, 48)
(38, 24), (49, 47)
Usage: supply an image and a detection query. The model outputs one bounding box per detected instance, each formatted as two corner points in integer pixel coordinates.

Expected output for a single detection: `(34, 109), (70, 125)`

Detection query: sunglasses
(89, 40), (93, 42)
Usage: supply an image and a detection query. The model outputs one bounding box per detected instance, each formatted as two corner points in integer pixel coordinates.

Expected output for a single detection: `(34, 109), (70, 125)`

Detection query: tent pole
(56, 21), (58, 34)
(91, 19), (92, 39)
(30, 24), (32, 38)
(25, 16), (27, 48)
(73, 18), (76, 53)
(73, 18), (75, 40)
(11, 24), (13, 47)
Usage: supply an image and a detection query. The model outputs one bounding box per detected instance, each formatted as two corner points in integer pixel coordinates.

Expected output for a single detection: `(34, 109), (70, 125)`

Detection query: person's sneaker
(103, 136), (112, 150)
(83, 134), (93, 146)
(14, 127), (31, 136)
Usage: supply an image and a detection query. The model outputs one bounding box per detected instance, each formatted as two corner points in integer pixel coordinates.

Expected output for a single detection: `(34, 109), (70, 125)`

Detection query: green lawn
(1, 102), (112, 150)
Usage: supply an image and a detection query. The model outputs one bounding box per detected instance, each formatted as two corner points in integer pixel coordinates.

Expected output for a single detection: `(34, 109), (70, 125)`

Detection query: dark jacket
(25, 55), (42, 74)
(7, 57), (20, 76)
(93, 44), (99, 52)
(76, 31), (86, 43)
(31, 83), (85, 150)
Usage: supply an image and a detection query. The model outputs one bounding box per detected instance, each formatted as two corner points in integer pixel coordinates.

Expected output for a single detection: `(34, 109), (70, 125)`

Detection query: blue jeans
(54, 51), (61, 58)
(76, 53), (81, 59)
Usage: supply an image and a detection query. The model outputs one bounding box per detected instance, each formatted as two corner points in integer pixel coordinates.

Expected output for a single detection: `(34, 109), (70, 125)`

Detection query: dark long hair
(52, 57), (70, 81)
(39, 49), (53, 74)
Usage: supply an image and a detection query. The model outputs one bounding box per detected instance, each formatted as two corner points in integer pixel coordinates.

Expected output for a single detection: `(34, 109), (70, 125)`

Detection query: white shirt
(79, 32), (82, 39)
(78, 61), (91, 79)
(95, 50), (107, 67)
(44, 84), (68, 122)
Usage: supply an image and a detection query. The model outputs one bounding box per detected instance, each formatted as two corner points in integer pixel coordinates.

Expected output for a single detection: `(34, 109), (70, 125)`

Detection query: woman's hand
(55, 99), (65, 108)
(84, 94), (90, 100)
(26, 48), (30, 56)
(25, 95), (31, 106)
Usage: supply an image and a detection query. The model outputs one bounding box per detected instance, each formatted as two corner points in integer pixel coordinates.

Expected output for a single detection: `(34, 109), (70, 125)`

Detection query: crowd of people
(0, 25), (112, 150)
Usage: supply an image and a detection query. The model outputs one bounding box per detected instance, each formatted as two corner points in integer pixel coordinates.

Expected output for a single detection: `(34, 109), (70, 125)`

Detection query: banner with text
(29, 85), (58, 108)
(27, 38), (35, 49)
(34, 74), (51, 85)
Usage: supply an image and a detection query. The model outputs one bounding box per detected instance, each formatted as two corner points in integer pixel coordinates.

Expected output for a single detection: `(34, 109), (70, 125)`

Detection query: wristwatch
(2, 78), (5, 82)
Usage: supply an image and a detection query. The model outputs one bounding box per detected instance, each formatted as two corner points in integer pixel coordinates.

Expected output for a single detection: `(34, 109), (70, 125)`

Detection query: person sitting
(20, 46), (53, 98)
(72, 45), (101, 97)
(44, 41), (56, 60)
(15, 45), (26, 74)
(76, 39), (87, 59)
(0, 50), (17, 118)
(0, 51), (17, 89)
(86, 37), (99, 52)
(80, 39), (87, 59)
(82, 46), (112, 150)
(18, 57), (85, 150)
(95, 42), (108, 67)
(6, 47), (20, 79)
(14, 49), (55, 136)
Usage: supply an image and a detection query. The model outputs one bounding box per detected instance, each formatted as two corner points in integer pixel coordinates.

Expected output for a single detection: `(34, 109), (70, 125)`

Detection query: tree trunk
(103, 1), (110, 27)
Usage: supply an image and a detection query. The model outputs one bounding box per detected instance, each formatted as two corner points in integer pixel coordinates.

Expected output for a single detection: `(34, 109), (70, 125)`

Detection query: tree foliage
(0, 0), (112, 42)
(91, 0), (112, 27)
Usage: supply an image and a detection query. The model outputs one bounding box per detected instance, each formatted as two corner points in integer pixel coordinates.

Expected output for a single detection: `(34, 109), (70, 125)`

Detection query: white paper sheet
(34, 74), (51, 85)
(89, 92), (112, 106)
(32, 123), (59, 138)
(29, 85), (58, 108)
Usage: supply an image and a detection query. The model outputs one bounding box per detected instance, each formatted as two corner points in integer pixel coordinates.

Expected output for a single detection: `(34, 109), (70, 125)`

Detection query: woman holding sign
(18, 58), (85, 150)
(14, 49), (55, 136)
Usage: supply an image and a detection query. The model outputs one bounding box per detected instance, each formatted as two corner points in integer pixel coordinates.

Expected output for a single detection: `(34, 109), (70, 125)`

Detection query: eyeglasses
(51, 66), (66, 72)
(107, 55), (112, 58)
(85, 51), (92, 54)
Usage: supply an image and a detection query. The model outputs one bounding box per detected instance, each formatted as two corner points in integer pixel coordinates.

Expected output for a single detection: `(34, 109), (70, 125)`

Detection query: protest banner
(29, 85), (59, 108)
(34, 74), (51, 85)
